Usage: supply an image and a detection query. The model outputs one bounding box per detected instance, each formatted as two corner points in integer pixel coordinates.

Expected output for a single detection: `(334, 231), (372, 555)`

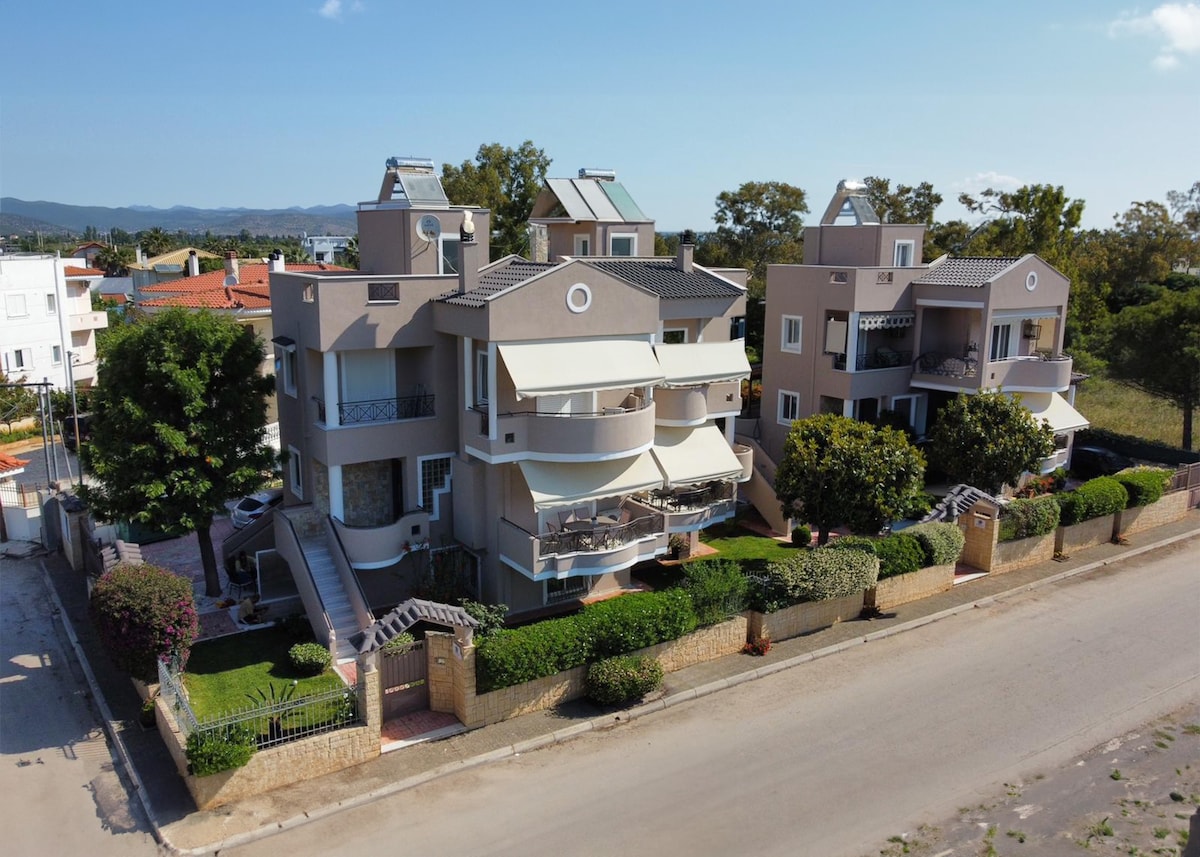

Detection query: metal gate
(380, 640), (428, 718)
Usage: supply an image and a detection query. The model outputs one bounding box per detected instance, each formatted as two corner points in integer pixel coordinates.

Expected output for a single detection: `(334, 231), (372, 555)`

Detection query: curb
(54, 525), (1200, 856)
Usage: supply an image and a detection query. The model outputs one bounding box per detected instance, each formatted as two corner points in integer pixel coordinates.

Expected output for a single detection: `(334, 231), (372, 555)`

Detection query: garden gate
(379, 640), (428, 718)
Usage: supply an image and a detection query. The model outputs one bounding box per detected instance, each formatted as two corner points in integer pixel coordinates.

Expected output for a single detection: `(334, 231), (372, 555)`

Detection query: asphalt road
(0, 557), (161, 855)
(228, 542), (1200, 857)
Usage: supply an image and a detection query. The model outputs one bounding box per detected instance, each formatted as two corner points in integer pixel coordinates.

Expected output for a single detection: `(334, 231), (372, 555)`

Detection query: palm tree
(137, 227), (173, 257)
(93, 245), (134, 276)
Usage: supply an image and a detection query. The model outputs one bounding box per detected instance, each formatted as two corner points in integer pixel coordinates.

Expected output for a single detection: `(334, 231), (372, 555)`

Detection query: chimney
(676, 229), (696, 273)
(268, 249), (286, 273)
(135, 244), (145, 264)
(187, 250), (199, 277)
(224, 250), (239, 283)
(457, 211), (482, 295)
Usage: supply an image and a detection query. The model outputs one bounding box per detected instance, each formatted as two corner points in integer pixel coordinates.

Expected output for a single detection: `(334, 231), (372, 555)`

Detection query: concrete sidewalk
(41, 510), (1200, 856)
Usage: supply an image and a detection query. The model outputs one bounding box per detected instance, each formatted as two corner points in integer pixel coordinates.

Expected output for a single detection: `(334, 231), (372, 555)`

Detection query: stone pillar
(357, 652), (382, 742)
(451, 640), (481, 728)
(959, 508), (998, 572)
(425, 632), (456, 714)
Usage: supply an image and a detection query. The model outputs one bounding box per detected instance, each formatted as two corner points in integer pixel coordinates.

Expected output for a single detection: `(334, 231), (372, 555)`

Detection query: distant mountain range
(0, 198), (359, 238)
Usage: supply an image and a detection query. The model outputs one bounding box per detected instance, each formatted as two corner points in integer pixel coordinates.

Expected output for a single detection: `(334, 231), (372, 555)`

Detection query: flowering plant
(89, 562), (199, 681)
(742, 637), (771, 656)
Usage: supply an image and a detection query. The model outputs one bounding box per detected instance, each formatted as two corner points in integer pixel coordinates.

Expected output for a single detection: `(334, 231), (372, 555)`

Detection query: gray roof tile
(911, 256), (1021, 288)
(436, 260), (554, 307)
(585, 259), (744, 299)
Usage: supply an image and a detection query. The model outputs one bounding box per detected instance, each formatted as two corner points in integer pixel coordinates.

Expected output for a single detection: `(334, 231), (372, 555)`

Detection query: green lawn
(1074, 376), (1183, 448)
(697, 528), (800, 573)
(184, 628), (343, 720)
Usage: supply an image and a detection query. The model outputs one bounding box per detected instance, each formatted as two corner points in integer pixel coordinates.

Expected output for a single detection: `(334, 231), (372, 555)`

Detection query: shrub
(1116, 467), (1172, 507)
(459, 599), (508, 637)
(824, 535), (878, 554)
(679, 559), (748, 626)
(1057, 477), (1129, 525)
(790, 525), (811, 547)
(748, 547), (879, 611)
(288, 642), (331, 676)
(475, 590), (697, 692)
(89, 562), (199, 682)
(185, 724), (256, 776)
(874, 533), (924, 579)
(584, 655), (663, 705)
(999, 495), (1061, 541)
(902, 522), (965, 566)
(380, 632), (416, 654)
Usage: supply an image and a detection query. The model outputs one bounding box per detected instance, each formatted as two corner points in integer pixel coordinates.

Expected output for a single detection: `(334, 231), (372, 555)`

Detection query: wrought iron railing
(913, 351), (979, 378)
(310, 394), (435, 425)
(832, 350), (913, 371)
(157, 659), (360, 749)
(538, 513), (661, 557)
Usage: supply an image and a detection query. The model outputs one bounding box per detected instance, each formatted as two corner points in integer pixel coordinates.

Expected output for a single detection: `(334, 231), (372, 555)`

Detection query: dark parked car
(1069, 445), (1135, 478)
(62, 413), (93, 452)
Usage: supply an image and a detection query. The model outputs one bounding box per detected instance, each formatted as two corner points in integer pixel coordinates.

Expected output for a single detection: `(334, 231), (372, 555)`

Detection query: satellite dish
(416, 214), (441, 243)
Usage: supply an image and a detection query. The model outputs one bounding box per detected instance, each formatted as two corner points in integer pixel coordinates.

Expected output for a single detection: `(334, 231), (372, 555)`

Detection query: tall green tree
(136, 227), (174, 257)
(1104, 289), (1200, 451)
(699, 180), (808, 298)
(0, 371), (39, 432)
(81, 309), (276, 596)
(958, 184), (1084, 270)
(862, 177), (942, 225)
(1167, 180), (1200, 240)
(926, 392), (1056, 494)
(442, 141), (551, 261)
(774, 413), (926, 545)
(93, 244), (134, 276)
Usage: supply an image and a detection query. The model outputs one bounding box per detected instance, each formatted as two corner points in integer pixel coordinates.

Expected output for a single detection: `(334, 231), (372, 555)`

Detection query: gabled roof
(585, 258), (745, 299)
(918, 484), (1001, 523)
(911, 256), (1023, 288)
(352, 598), (478, 654)
(140, 284), (271, 310)
(436, 258), (555, 307)
(530, 177), (649, 222)
(64, 265), (104, 278)
(128, 247), (220, 271)
(139, 262), (344, 295)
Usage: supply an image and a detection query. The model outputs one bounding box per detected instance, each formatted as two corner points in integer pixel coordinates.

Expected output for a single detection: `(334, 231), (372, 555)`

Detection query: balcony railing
(913, 351), (980, 378)
(313, 394), (435, 425)
(832, 350), (913, 371)
(637, 481), (736, 512)
(538, 513), (660, 557)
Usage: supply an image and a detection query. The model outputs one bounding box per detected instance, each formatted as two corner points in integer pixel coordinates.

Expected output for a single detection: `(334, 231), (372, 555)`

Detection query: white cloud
(1110, 2), (1200, 69)
(952, 171), (1024, 193)
(318, 0), (342, 19)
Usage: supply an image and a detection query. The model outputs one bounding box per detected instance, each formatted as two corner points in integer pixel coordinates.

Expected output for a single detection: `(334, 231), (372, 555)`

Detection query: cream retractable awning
(498, 340), (665, 401)
(518, 453), (663, 511)
(1010, 392), (1090, 433)
(651, 425), (744, 487)
(653, 341), (752, 388)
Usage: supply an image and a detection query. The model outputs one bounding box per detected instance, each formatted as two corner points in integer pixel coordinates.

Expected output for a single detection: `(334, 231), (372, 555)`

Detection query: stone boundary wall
(453, 617), (748, 729)
(1116, 491), (1190, 537)
(991, 531), (1056, 574)
(158, 669), (381, 811)
(745, 592), (864, 643)
(1055, 514), (1117, 555)
(865, 564), (956, 611)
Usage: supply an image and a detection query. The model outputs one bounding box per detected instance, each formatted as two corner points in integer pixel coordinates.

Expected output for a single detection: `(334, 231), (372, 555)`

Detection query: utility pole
(67, 351), (83, 480)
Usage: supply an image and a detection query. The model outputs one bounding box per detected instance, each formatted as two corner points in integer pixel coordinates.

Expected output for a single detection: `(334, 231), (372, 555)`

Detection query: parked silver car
(230, 488), (283, 529)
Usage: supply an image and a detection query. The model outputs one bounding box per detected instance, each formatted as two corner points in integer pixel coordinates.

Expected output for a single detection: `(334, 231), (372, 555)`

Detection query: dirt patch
(873, 702), (1200, 856)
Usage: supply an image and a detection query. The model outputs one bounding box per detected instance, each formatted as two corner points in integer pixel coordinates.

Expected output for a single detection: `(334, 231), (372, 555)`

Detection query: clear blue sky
(1, 0), (1196, 231)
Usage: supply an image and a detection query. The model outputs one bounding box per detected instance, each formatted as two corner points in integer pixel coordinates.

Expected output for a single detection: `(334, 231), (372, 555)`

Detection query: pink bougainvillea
(89, 562), (199, 681)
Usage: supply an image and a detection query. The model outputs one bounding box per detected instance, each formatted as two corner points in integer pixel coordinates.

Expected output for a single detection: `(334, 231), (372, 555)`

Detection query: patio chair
(225, 564), (256, 600)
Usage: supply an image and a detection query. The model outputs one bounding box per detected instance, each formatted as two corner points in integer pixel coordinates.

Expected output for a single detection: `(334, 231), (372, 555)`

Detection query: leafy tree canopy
(1104, 288), (1200, 450)
(862, 176), (943, 226)
(774, 413), (926, 545)
(926, 392), (1056, 494)
(0, 371), (39, 431)
(442, 141), (551, 261)
(81, 308), (276, 595)
(959, 184), (1084, 270)
(698, 180), (808, 298)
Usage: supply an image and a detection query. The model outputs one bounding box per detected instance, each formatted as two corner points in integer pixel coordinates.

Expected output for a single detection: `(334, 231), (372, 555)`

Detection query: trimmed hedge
(585, 656), (664, 705)
(749, 547), (879, 612)
(824, 535), (878, 555)
(185, 724), (256, 776)
(289, 642), (331, 676)
(874, 533), (924, 580)
(1115, 467), (1172, 508)
(790, 525), (812, 547)
(475, 590), (697, 692)
(679, 559), (748, 627)
(999, 495), (1061, 542)
(1056, 476), (1129, 526)
(902, 522), (965, 567)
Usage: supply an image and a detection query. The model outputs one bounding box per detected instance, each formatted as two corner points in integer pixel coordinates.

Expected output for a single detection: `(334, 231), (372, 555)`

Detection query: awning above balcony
(518, 453), (663, 510)
(498, 340), (664, 401)
(651, 425), (744, 487)
(859, 312), (915, 331)
(652, 340), (752, 387)
(1009, 392), (1090, 433)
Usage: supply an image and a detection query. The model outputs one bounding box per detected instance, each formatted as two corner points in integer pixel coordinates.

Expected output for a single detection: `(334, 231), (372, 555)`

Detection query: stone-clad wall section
(1055, 514), (1116, 555)
(1116, 491), (1190, 537)
(865, 564), (956, 611)
(745, 592), (863, 643)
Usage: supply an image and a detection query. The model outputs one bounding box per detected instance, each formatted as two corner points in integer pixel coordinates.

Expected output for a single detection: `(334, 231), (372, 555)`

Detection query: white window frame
(609, 233), (637, 257)
(573, 234), (591, 257)
(277, 342), (298, 397)
(893, 240), (915, 267)
(781, 315), (803, 353)
(52, 345), (63, 365)
(661, 327), (687, 344)
(778, 390), (800, 426)
(6, 294), (28, 318)
(302, 283), (314, 303)
(287, 445), (304, 499)
(439, 235), (460, 275)
(990, 323), (1013, 361)
(9, 348), (31, 371)
(46, 293), (57, 315)
(475, 350), (489, 405)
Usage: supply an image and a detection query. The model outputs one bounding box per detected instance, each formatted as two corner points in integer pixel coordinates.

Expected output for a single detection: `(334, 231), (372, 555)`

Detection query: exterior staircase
(299, 536), (359, 662)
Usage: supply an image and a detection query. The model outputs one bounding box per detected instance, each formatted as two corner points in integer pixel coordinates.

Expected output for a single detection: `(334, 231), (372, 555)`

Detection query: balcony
(498, 512), (667, 580)
(910, 352), (1072, 392)
(628, 481), (738, 532)
(832, 349), (913, 371)
(654, 380), (742, 422)
(314, 393), (435, 425)
(473, 397), (655, 460)
(331, 509), (431, 570)
(69, 310), (108, 332)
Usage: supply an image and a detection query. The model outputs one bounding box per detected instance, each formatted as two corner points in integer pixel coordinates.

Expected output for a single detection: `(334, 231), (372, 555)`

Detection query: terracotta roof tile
(64, 265), (104, 277)
(0, 453), (31, 475)
(138, 262), (345, 293)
